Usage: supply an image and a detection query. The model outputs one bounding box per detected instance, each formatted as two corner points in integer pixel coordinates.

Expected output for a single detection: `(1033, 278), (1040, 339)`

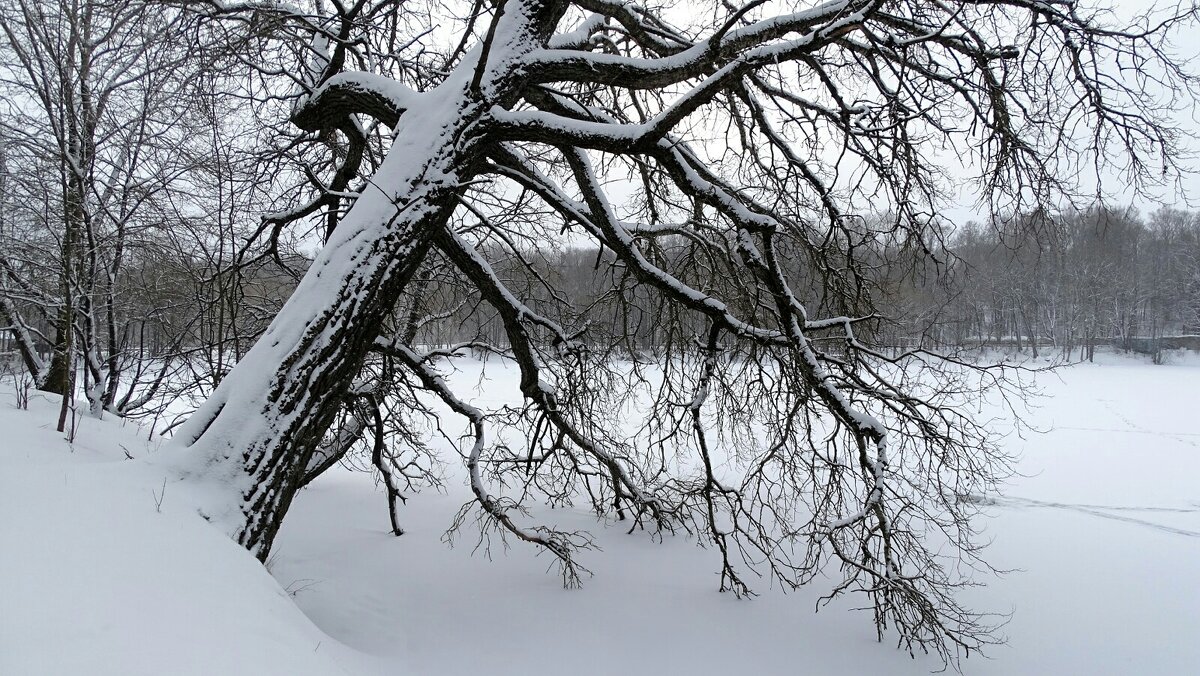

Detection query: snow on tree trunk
(166, 0), (566, 560)
(167, 93), (470, 559)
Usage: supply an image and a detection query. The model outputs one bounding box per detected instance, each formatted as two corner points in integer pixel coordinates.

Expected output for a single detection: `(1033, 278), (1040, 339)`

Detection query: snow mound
(0, 392), (380, 676)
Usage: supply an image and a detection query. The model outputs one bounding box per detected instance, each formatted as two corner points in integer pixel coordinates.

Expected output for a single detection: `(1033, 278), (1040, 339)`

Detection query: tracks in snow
(974, 494), (1200, 538)
(1054, 399), (1200, 449)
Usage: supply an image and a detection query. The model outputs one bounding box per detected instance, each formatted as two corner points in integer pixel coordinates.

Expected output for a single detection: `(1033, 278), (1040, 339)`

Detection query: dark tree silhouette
(164, 0), (1198, 662)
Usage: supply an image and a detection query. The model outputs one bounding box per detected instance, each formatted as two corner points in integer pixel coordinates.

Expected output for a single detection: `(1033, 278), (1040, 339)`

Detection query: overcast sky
(938, 0), (1200, 226)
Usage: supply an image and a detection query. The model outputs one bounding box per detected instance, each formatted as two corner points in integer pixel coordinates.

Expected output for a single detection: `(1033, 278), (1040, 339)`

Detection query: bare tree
(0, 0), (210, 424)
(163, 0), (1199, 663)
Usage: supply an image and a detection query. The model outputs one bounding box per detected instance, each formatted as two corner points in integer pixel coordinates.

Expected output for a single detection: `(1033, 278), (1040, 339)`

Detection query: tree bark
(168, 137), (457, 557)
(167, 0), (570, 561)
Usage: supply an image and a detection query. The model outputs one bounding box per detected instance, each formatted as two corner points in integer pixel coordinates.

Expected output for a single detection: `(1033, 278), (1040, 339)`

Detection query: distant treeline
(397, 205), (1200, 363)
(6, 205), (1198, 400)
(920, 206), (1200, 361)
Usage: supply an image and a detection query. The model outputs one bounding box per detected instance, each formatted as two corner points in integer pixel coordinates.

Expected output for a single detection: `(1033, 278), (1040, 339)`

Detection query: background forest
(6, 191), (1199, 427)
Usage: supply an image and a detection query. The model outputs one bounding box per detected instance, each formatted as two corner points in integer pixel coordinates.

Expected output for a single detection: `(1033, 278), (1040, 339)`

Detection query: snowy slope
(0, 393), (382, 676)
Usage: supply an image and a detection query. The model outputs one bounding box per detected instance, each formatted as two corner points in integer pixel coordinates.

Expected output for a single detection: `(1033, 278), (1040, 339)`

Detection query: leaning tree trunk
(167, 0), (567, 562)
(168, 101), (471, 559)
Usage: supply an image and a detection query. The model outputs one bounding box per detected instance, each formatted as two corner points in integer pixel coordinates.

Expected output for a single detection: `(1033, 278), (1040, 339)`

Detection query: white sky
(940, 0), (1200, 225)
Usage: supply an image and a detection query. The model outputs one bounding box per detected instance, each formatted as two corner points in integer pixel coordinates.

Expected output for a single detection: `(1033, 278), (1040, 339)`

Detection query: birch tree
(170, 0), (1199, 661)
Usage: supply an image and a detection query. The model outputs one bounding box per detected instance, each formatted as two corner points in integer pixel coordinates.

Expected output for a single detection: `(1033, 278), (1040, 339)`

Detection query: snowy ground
(2, 352), (1198, 675)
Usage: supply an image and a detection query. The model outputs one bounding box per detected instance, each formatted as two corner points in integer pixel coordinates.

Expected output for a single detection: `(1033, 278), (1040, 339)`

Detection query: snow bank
(0, 392), (381, 676)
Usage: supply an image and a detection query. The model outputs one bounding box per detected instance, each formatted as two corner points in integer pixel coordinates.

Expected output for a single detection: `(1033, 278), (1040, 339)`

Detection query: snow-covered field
(2, 353), (1198, 675)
